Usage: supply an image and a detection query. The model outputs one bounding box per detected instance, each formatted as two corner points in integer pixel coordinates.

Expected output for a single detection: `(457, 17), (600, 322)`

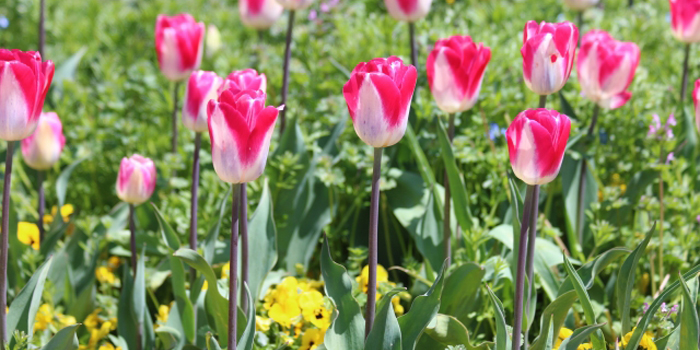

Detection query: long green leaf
(366, 289), (404, 350)
(616, 223), (655, 334)
(530, 291), (578, 350)
(562, 255), (605, 350)
(7, 256), (53, 346)
(403, 123), (444, 217)
(398, 261), (448, 350)
(41, 324), (80, 350)
(155, 326), (182, 350)
(558, 247), (628, 295)
(421, 314), (490, 350)
(246, 180), (278, 301)
(439, 262), (485, 324)
(436, 118), (472, 230)
(678, 273), (699, 350)
(557, 324), (606, 350)
(485, 285), (509, 350)
(239, 283), (256, 350)
(56, 157), (87, 208)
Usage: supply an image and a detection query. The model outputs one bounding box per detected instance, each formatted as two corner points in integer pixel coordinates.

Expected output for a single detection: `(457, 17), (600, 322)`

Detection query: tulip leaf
(155, 326), (182, 350)
(557, 324), (606, 350)
(152, 204), (181, 251)
(239, 283), (257, 350)
(246, 179), (278, 301)
(419, 314), (490, 350)
(206, 332), (222, 350)
(436, 118), (473, 231)
(320, 235), (365, 350)
(118, 265), (138, 350)
(561, 254), (605, 350)
(678, 273), (699, 350)
(438, 262), (485, 325)
(558, 247), (628, 295)
(56, 157), (87, 208)
(398, 260), (448, 350)
(529, 291), (578, 350)
(560, 155), (595, 261)
(404, 122), (444, 218)
(366, 288), (404, 350)
(616, 223), (655, 334)
(7, 257), (53, 346)
(41, 324), (80, 350)
(485, 285), (510, 350)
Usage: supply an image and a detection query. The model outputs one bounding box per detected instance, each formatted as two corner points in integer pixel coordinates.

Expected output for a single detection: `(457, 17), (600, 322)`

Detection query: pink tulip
(343, 56), (417, 148)
(276, 0), (314, 10)
(20, 112), (65, 170)
(521, 21), (578, 95)
(240, 0), (284, 29)
(670, 0), (700, 43)
(577, 30), (640, 109)
(117, 154), (157, 205)
(563, 0), (599, 11)
(0, 49), (54, 141)
(207, 89), (279, 184)
(218, 69), (267, 95)
(426, 35), (491, 114)
(506, 109), (571, 185)
(384, 0), (433, 22)
(182, 71), (224, 133)
(694, 79), (700, 132)
(155, 14), (205, 82)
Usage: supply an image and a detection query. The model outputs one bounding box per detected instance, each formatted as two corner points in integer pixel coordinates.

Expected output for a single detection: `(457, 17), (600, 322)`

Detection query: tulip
(183, 71), (224, 133)
(276, 0), (314, 10)
(21, 111), (64, 171)
(240, 0), (284, 29)
(577, 30), (640, 109)
(117, 154), (157, 206)
(342, 56), (418, 148)
(219, 69), (268, 95)
(205, 24), (222, 59)
(694, 79), (700, 133)
(426, 35), (491, 114)
(384, 0), (432, 22)
(342, 56), (416, 336)
(0, 49), (53, 344)
(154, 14), (205, 82)
(563, 0), (599, 10)
(669, 0), (700, 43)
(521, 21), (578, 96)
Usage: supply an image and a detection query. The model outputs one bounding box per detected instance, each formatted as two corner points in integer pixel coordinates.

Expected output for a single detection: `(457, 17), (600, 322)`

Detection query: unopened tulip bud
(155, 14), (205, 82)
(21, 112), (65, 170)
(384, 0), (433, 22)
(117, 155), (157, 205)
(240, 0), (284, 29)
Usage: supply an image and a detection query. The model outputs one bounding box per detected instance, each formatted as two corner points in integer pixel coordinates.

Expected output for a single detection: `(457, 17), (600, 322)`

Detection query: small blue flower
(488, 123), (503, 140)
(0, 16), (9, 29)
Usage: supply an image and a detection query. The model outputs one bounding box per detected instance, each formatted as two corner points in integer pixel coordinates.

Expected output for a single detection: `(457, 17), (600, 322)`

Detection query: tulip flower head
(21, 112), (65, 170)
(240, 0), (284, 29)
(276, 0), (315, 10)
(694, 79), (700, 133)
(669, 0), (700, 43)
(218, 69), (267, 95)
(182, 71), (224, 133)
(343, 56), (417, 148)
(427, 35), (491, 114)
(117, 155), (157, 205)
(207, 89), (280, 184)
(577, 30), (640, 109)
(155, 14), (205, 82)
(0, 49), (54, 141)
(521, 21), (578, 96)
(506, 109), (571, 185)
(384, 0), (433, 22)
(562, 0), (599, 11)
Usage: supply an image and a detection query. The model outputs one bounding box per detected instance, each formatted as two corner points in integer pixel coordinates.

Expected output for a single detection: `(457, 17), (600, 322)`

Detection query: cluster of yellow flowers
(43, 204), (74, 225)
(17, 204), (75, 250)
(356, 265), (404, 316)
(554, 327), (657, 350)
(34, 304), (76, 332)
(80, 308), (119, 350)
(95, 256), (121, 285)
(155, 303), (171, 329)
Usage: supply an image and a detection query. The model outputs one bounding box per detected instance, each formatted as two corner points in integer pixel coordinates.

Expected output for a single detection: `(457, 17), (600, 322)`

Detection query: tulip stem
(365, 147), (382, 338)
(240, 183), (249, 314)
(38, 171), (45, 243)
(39, 0), (46, 57)
(409, 22), (418, 68)
(512, 185), (537, 350)
(279, 10), (295, 136)
(0, 141), (15, 344)
(538, 95), (547, 109)
(680, 43), (691, 104)
(189, 132), (202, 288)
(443, 114), (455, 267)
(658, 172), (665, 284)
(229, 184), (241, 350)
(129, 204), (137, 276)
(524, 185), (540, 340)
(171, 82), (181, 154)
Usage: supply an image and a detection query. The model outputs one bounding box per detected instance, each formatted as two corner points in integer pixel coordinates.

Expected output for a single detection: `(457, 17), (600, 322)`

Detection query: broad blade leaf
(616, 224), (655, 334)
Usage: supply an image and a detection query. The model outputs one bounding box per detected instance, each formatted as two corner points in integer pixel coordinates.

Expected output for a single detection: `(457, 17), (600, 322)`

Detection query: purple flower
(320, 3), (330, 12)
(648, 114), (661, 137)
(643, 302), (650, 314)
(308, 9), (318, 20)
(696, 214), (700, 223)
(666, 152), (675, 164)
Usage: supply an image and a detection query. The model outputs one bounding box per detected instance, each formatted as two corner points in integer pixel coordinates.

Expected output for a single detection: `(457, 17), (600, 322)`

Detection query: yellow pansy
(356, 265), (389, 293)
(88, 321), (115, 348)
(256, 316), (272, 332)
(222, 262), (230, 279)
(84, 309), (103, 332)
(265, 277), (302, 328)
(95, 266), (116, 285)
(553, 327), (574, 350)
(300, 328), (326, 350)
(57, 313), (77, 328)
(107, 257), (121, 271)
(34, 304), (53, 331)
(44, 204), (74, 225)
(98, 343), (122, 350)
(300, 290), (331, 331)
(621, 329), (657, 350)
(18, 222), (40, 250)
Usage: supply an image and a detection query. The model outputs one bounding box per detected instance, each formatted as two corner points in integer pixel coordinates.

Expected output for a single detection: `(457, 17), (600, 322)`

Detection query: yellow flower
(202, 280), (209, 291)
(446, 0), (455, 4)
(300, 290), (331, 331)
(107, 257), (121, 271)
(577, 343), (593, 350)
(156, 304), (170, 325)
(95, 266), (116, 285)
(621, 329), (657, 350)
(265, 277), (302, 328)
(84, 309), (102, 332)
(88, 321), (114, 348)
(300, 328), (326, 350)
(222, 262), (230, 279)
(256, 316), (272, 332)
(57, 313), (77, 328)
(98, 343), (122, 350)
(18, 222), (40, 250)
(392, 296), (404, 316)
(44, 205), (74, 224)
(553, 327), (573, 350)
(356, 265), (389, 293)
(34, 304), (53, 331)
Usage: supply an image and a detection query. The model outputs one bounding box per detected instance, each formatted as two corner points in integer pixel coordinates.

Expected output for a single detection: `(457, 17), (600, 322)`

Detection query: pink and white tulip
(669, 0), (700, 43)
(577, 30), (640, 109)
(182, 71), (223, 133)
(343, 56), (417, 148)
(20, 112), (65, 170)
(240, 0), (284, 29)
(117, 155), (157, 205)
(426, 35), (491, 114)
(218, 69), (267, 95)
(207, 89), (279, 184)
(562, 0), (599, 11)
(384, 0), (432, 22)
(521, 21), (578, 95)
(0, 49), (54, 141)
(694, 79), (700, 133)
(155, 14), (205, 82)
(276, 0), (314, 10)
(506, 109), (571, 186)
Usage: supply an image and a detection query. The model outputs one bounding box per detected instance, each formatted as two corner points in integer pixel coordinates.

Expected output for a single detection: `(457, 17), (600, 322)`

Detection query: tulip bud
(669, 0), (700, 43)
(21, 112), (65, 170)
(506, 109), (571, 185)
(521, 21), (578, 95)
(155, 14), (205, 82)
(384, 0), (432, 22)
(207, 89), (279, 184)
(218, 69), (267, 95)
(117, 155), (157, 205)
(276, 0), (314, 10)
(694, 79), (700, 133)
(343, 56), (417, 148)
(0, 49), (54, 141)
(426, 35), (491, 114)
(577, 30), (640, 109)
(205, 24), (222, 59)
(562, 0), (599, 11)
(182, 71), (223, 133)
(240, 0), (284, 29)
